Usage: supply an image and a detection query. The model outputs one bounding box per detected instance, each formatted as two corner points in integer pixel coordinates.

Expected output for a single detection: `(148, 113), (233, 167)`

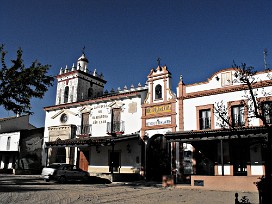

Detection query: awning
(45, 133), (140, 147)
(165, 126), (268, 142)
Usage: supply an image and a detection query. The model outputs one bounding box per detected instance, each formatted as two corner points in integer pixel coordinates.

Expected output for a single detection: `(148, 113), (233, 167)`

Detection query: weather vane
(157, 57), (161, 66)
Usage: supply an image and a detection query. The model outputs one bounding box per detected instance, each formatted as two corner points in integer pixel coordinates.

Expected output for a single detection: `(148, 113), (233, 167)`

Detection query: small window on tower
(64, 86), (69, 103)
(58, 89), (62, 104)
(88, 88), (93, 99)
(155, 84), (162, 99)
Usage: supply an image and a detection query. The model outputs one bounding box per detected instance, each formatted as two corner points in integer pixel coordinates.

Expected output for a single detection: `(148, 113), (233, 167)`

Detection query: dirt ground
(0, 175), (259, 204)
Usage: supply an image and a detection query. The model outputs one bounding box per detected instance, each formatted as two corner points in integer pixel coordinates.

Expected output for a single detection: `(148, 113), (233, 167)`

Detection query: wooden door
(79, 150), (89, 171)
(109, 151), (120, 172)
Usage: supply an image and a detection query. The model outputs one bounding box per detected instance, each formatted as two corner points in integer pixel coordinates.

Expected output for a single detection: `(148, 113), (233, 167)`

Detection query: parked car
(53, 164), (90, 183)
(41, 163), (65, 182)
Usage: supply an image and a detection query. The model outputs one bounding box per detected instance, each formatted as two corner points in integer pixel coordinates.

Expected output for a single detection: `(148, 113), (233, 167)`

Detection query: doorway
(146, 134), (171, 181)
(109, 151), (120, 172)
(79, 150), (89, 171)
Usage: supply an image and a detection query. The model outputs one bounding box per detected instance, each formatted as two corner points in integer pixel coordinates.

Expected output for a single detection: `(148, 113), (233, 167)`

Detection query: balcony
(76, 125), (92, 136)
(107, 121), (125, 135)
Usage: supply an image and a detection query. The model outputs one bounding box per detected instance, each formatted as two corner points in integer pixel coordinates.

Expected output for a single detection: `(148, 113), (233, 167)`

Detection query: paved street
(0, 175), (259, 204)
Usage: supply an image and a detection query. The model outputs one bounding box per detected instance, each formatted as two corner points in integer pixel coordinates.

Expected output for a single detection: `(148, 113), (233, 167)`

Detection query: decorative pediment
(79, 106), (92, 114)
(148, 65), (170, 77)
(51, 109), (77, 119)
(109, 101), (124, 108)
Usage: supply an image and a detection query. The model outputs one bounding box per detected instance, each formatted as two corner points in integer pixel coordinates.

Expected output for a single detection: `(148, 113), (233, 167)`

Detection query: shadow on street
(0, 175), (111, 192)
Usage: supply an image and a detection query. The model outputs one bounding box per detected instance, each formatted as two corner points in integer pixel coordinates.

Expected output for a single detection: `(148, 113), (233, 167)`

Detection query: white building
(44, 52), (148, 181)
(140, 65), (177, 180)
(0, 115), (43, 174)
(43, 52), (272, 189)
(166, 68), (272, 191)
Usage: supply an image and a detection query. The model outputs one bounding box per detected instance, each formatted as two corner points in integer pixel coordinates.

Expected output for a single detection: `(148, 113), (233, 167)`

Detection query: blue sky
(1, 0), (272, 127)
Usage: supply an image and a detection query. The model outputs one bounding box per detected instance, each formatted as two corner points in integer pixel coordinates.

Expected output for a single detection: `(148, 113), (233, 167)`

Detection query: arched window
(70, 86), (74, 102)
(58, 89), (62, 104)
(88, 88), (93, 99)
(155, 84), (162, 99)
(64, 86), (69, 103)
(7, 137), (11, 150)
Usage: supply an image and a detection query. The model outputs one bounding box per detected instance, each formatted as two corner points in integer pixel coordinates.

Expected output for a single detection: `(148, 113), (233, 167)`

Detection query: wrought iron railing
(106, 121), (125, 134)
(76, 124), (92, 135)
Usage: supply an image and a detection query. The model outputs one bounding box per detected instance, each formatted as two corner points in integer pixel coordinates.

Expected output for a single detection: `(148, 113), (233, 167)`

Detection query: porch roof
(165, 126), (268, 142)
(45, 133), (140, 148)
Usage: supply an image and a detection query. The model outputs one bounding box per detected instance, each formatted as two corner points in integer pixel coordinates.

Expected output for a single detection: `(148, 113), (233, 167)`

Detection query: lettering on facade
(93, 104), (108, 109)
(92, 114), (108, 124)
(146, 118), (171, 126)
(92, 104), (109, 124)
(146, 104), (171, 115)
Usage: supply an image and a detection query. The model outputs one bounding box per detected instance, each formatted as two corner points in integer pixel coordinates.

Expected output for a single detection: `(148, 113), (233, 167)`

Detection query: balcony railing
(107, 121), (125, 135)
(76, 124), (92, 135)
(199, 117), (211, 130)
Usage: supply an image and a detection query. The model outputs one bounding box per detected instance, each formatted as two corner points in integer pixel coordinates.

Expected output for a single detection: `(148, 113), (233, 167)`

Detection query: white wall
(43, 91), (146, 166)
(89, 140), (141, 173)
(45, 95), (144, 140)
(182, 70), (272, 131)
(185, 70), (271, 94)
(0, 132), (20, 151)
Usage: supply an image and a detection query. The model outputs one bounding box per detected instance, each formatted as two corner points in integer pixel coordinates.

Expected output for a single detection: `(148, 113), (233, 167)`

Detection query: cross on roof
(82, 46), (86, 55)
(157, 57), (161, 66)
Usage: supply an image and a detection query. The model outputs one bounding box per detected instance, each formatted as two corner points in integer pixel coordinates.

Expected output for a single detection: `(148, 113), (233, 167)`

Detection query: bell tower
(141, 60), (176, 139)
(55, 51), (107, 105)
(144, 60), (174, 104)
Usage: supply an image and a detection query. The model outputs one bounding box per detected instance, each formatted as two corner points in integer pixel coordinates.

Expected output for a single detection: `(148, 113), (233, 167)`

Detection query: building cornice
(179, 80), (272, 99)
(44, 89), (147, 111)
(56, 70), (107, 84)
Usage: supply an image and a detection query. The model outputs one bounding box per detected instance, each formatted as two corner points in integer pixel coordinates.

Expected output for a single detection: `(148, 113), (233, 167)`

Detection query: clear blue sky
(1, 0), (272, 127)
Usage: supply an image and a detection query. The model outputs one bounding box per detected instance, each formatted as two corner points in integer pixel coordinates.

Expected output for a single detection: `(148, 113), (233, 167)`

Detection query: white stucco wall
(89, 140), (141, 173)
(182, 70), (272, 131)
(43, 90), (146, 165)
(0, 132), (20, 151)
(185, 70), (271, 94)
(45, 94), (144, 139)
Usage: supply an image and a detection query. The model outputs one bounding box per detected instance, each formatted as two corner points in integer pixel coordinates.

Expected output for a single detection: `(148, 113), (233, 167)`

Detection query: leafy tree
(214, 63), (272, 202)
(0, 45), (54, 115)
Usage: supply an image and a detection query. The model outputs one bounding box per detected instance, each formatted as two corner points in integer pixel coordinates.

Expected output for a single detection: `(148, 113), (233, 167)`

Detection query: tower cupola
(77, 53), (89, 72)
(55, 50), (107, 105)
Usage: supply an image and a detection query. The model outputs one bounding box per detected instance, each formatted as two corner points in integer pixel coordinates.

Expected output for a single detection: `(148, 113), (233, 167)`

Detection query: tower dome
(77, 53), (89, 72)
